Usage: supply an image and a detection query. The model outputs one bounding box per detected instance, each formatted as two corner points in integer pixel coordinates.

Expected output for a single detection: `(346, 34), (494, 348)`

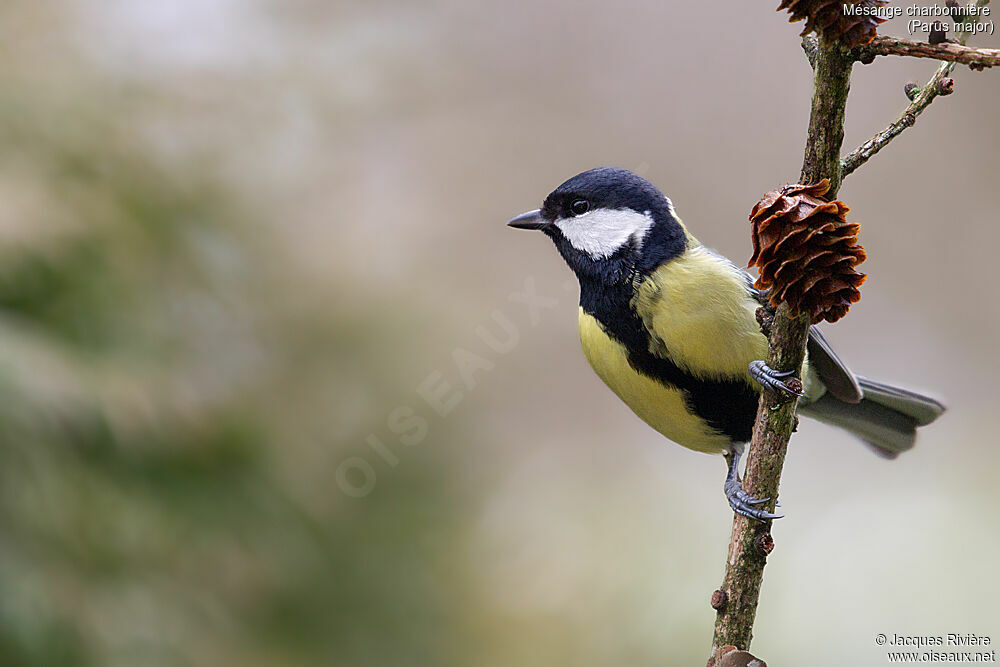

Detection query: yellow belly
(578, 309), (734, 454)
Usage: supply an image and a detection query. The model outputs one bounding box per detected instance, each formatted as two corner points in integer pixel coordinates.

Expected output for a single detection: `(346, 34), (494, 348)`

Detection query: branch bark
(709, 36), (854, 662)
(859, 36), (1000, 68)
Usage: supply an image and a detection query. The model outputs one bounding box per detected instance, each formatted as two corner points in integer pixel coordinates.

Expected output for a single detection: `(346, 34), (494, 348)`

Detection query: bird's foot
(724, 447), (784, 522)
(749, 360), (803, 400)
(725, 477), (783, 521)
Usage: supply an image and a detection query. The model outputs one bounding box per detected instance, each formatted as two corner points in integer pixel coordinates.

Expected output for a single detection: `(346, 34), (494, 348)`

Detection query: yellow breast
(632, 246), (768, 380)
(578, 309), (734, 454)
(575, 245), (823, 454)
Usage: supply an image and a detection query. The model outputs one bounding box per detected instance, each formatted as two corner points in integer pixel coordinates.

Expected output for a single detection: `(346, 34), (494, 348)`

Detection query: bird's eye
(570, 199), (589, 216)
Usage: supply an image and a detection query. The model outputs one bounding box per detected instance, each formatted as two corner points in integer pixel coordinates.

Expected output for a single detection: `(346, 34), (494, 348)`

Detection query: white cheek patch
(554, 208), (655, 259)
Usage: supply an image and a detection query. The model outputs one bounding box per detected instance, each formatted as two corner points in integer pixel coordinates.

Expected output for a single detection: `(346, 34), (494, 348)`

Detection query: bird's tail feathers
(800, 378), (945, 459)
(855, 377), (945, 427)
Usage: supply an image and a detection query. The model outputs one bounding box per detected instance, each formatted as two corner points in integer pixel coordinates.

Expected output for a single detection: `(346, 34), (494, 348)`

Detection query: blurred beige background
(0, 1), (997, 665)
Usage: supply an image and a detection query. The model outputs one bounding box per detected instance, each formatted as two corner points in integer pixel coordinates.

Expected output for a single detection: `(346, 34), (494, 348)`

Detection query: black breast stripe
(580, 277), (759, 444)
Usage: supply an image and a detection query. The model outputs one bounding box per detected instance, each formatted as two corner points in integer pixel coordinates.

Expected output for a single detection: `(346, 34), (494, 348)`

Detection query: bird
(507, 167), (944, 521)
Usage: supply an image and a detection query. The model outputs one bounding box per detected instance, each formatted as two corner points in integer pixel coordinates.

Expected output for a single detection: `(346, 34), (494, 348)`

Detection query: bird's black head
(507, 167), (688, 282)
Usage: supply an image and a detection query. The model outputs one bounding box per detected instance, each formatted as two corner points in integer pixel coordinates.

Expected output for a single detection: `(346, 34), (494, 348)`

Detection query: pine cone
(777, 0), (889, 48)
(748, 180), (866, 324)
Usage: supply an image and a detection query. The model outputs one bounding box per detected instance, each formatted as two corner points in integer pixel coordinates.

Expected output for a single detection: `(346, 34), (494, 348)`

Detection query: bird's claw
(729, 482), (769, 505)
(749, 360), (803, 399)
(725, 477), (784, 521)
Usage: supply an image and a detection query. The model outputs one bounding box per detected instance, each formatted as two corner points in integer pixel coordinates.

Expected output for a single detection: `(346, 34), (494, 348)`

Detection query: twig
(859, 36), (1000, 68)
(840, 65), (948, 177)
(708, 36), (854, 662)
(841, 0), (991, 178)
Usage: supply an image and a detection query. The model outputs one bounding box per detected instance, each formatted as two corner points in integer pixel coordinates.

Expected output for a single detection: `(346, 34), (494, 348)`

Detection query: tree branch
(859, 36), (1000, 67)
(708, 4), (995, 665)
(709, 36), (853, 662)
(841, 0), (991, 178)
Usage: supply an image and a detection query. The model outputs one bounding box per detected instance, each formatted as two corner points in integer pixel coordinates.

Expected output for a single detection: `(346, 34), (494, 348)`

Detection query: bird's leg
(748, 360), (803, 400)
(724, 446), (783, 521)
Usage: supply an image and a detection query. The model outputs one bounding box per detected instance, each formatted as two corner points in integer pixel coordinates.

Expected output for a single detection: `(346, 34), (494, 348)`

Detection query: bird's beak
(507, 209), (549, 230)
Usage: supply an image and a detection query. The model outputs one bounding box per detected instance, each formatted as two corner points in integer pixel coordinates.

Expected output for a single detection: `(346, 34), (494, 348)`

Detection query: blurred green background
(0, 1), (996, 665)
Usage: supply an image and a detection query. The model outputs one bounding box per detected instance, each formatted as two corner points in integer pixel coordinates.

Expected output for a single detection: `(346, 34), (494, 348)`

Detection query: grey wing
(807, 326), (863, 403)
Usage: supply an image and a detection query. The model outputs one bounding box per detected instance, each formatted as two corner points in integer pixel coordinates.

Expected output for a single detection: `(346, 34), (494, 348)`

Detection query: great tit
(508, 167), (944, 520)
